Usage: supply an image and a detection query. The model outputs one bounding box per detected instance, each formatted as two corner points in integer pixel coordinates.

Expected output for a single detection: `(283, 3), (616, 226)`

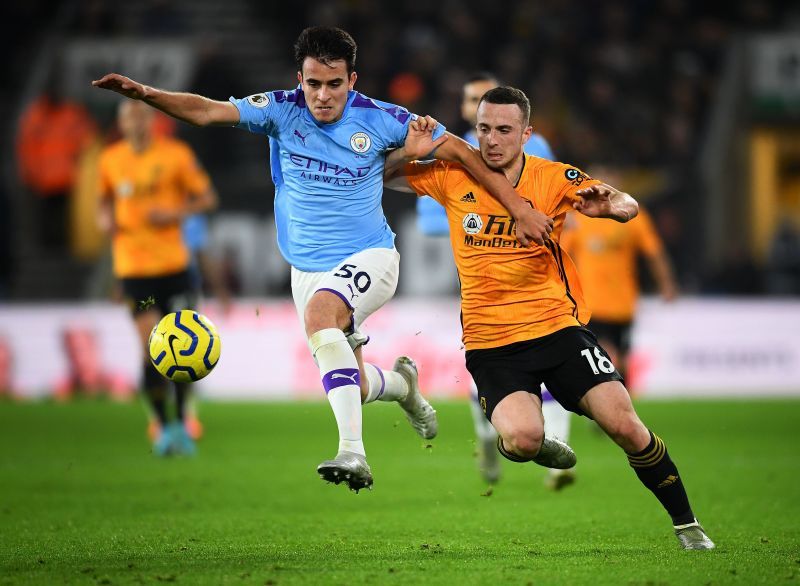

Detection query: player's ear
(348, 71), (357, 90)
(522, 124), (533, 144)
(297, 71), (303, 85)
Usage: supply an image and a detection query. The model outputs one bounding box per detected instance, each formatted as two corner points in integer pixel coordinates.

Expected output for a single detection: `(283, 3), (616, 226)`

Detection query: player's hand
(92, 73), (148, 100)
(573, 184), (630, 221)
(512, 205), (554, 247)
(660, 282), (679, 302)
(96, 209), (116, 235)
(403, 115), (449, 160)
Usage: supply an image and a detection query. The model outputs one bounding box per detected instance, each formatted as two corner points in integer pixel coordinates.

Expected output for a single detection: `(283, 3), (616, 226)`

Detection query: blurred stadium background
(1, 0), (799, 400)
(1, 2), (800, 584)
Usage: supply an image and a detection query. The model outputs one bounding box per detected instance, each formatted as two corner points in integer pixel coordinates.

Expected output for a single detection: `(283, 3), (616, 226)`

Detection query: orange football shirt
(561, 206), (664, 322)
(404, 155), (601, 350)
(98, 136), (210, 278)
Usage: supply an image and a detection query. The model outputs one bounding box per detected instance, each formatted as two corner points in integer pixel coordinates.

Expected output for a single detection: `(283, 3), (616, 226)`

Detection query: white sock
(541, 386), (571, 443)
(363, 363), (408, 404)
(469, 387), (497, 441)
(309, 328), (364, 456)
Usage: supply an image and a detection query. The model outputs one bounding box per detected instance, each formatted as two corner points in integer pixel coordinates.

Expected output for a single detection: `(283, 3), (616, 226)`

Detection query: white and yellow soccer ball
(148, 311), (221, 382)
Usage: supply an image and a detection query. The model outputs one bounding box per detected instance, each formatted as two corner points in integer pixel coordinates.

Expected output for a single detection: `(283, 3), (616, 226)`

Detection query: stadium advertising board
(0, 299), (798, 399)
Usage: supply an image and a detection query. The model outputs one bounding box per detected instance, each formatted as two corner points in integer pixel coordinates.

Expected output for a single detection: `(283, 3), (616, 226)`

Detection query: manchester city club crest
(462, 213), (483, 234)
(350, 132), (372, 153)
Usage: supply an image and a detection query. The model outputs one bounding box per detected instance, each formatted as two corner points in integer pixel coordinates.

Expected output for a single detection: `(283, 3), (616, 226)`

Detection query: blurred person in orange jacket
(16, 67), (97, 250)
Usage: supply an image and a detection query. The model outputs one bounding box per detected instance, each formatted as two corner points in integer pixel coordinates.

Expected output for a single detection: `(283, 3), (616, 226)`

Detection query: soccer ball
(148, 311), (221, 382)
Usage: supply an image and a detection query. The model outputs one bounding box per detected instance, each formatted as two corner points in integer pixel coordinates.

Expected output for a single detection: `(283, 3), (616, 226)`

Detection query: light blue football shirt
(416, 130), (554, 236)
(231, 89), (445, 271)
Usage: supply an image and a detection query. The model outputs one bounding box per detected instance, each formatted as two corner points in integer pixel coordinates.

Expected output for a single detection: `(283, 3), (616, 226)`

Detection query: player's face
(298, 57), (357, 124)
(476, 102), (533, 170)
(461, 80), (497, 127)
(117, 101), (153, 144)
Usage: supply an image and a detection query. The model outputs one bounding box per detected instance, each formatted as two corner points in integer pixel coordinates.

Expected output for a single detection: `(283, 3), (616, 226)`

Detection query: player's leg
(305, 290), (365, 449)
(133, 307), (168, 422)
(360, 350), (438, 440)
(541, 385), (575, 490)
(591, 320), (630, 381)
(331, 248), (437, 440)
(577, 382), (714, 549)
(469, 383), (500, 484)
(541, 326), (713, 548)
(132, 306), (174, 455)
(121, 276), (175, 454)
(492, 390), (544, 458)
(297, 248), (436, 491)
(466, 343), (576, 470)
(292, 260), (371, 491)
(490, 391), (576, 469)
(585, 320), (626, 436)
(305, 291), (374, 490)
(165, 278), (200, 454)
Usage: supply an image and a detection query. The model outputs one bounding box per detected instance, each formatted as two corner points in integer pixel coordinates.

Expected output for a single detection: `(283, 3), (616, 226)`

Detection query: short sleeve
(632, 207), (664, 256)
(367, 97), (446, 151)
(538, 162), (601, 216)
(229, 91), (284, 137)
(175, 143), (211, 196)
(403, 160), (450, 206)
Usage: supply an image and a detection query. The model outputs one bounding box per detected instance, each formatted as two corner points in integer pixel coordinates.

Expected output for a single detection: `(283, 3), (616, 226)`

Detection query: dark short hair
(465, 72), (500, 86)
(479, 86), (531, 125)
(294, 26), (357, 74)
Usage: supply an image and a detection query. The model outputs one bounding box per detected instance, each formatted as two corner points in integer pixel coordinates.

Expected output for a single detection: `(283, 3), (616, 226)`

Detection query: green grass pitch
(1, 398), (798, 585)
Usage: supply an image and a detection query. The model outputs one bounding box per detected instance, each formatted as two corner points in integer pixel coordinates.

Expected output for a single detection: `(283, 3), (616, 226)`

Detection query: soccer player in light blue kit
(416, 73), (574, 490)
(93, 27), (555, 492)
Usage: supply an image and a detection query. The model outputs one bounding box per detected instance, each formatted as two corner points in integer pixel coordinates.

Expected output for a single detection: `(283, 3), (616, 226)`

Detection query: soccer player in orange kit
(384, 87), (714, 550)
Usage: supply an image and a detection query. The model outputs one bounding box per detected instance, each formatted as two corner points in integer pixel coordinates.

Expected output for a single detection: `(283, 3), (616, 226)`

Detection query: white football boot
(317, 450), (373, 493)
(393, 356), (438, 440)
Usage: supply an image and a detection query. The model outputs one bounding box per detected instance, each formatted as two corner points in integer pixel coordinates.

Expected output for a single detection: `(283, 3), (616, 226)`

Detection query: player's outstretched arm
(573, 183), (639, 223)
(92, 73), (239, 127)
(432, 134), (553, 246)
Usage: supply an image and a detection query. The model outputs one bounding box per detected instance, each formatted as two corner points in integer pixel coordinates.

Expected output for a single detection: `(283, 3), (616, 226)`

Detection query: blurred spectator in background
(16, 64), (97, 251)
(96, 100), (216, 456)
(562, 167), (678, 388)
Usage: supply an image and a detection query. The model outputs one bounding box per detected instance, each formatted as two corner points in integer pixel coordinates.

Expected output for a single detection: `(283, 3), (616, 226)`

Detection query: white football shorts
(291, 247), (400, 342)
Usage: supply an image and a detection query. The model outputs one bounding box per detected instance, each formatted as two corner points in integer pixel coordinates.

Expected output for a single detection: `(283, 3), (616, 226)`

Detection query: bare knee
(304, 292), (351, 338)
(504, 427), (544, 459)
